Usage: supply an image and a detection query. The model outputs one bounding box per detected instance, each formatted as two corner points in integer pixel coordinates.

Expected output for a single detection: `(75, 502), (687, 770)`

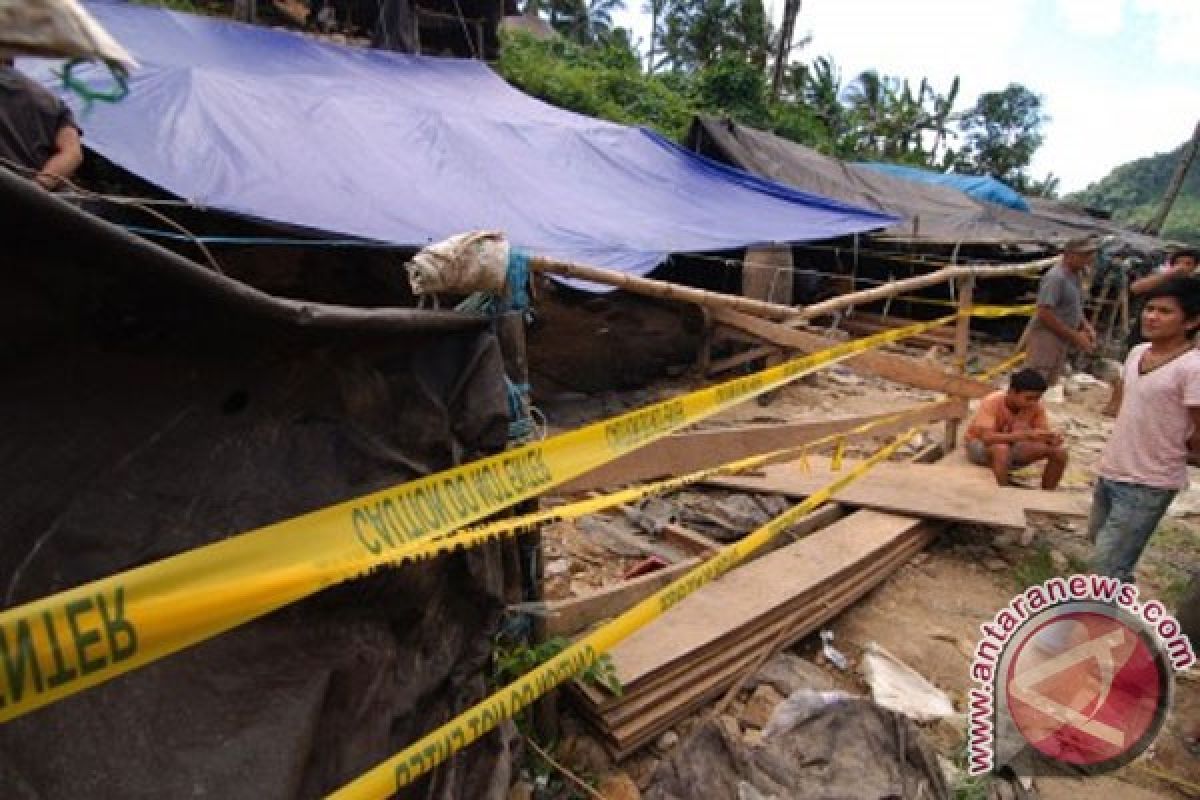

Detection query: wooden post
(944, 275), (974, 451)
(495, 311), (556, 737)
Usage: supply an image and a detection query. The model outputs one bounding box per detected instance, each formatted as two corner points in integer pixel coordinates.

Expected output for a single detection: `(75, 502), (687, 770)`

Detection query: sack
(406, 231), (511, 296)
(0, 0), (135, 66)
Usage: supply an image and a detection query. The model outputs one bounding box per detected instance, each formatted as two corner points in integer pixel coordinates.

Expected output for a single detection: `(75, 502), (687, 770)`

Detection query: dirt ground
(533, 334), (1200, 800)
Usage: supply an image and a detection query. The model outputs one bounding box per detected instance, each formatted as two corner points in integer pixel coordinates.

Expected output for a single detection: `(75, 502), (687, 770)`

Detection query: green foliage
(694, 56), (770, 128)
(491, 635), (623, 698)
(498, 32), (695, 139)
(1012, 544), (1087, 590)
(1070, 141), (1200, 245)
(954, 83), (1047, 191)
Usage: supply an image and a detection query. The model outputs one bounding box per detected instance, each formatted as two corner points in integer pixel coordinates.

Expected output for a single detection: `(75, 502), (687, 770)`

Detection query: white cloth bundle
(406, 231), (511, 296)
(0, 0), (135, 66)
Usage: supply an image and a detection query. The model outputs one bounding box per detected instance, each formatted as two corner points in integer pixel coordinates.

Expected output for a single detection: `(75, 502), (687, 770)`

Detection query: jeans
(1088, 476), (1176, 583)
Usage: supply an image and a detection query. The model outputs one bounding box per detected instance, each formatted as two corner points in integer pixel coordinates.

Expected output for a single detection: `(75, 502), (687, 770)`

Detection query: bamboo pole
(943, 275), (974, 451)
(529, 254), (1055, 324)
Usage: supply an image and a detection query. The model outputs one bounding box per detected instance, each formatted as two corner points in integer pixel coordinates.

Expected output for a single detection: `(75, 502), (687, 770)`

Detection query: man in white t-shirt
(1103, 248), (1199, 415)
(1090, 276), (1200, 582)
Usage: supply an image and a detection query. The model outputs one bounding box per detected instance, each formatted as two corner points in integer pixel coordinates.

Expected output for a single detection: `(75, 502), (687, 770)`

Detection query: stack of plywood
(570, 509), (936, 758)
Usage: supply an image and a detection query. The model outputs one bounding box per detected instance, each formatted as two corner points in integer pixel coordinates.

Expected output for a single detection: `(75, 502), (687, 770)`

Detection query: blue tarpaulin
(854, 162), (1030, 212)
(22, 1), (894, 275)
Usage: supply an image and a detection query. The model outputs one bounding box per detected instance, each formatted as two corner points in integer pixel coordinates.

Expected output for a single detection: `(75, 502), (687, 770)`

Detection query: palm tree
(577, 0), (625, 43)
(644, 0), (667, 71)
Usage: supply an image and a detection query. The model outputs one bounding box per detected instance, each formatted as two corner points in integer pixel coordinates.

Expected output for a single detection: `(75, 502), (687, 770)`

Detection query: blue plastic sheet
(22, 2), (894, 277)
(854, 162), (1030, 212)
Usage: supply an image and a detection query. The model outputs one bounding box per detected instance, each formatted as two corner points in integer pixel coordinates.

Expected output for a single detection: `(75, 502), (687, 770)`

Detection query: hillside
(1069, 139), (1200, 245)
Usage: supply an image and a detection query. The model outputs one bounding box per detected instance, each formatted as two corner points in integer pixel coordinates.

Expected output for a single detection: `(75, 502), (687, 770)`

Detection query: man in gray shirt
(1026, 237), (1098, 384)
(0, 58), (82, 190)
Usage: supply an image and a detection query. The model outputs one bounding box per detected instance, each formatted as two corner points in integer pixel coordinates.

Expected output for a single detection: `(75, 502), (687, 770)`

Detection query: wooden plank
(542, 557), (702, 638)
(577, 523), (932, 712)
(659, 523), (721, 558)
(708, 344), (780, 375)
(705, 458), (1089, 529)
(712, 307), (994, 399)
(590, 532), (927, 730)
(601, 510), (930, 689)
(586, 529), (938, 756)
(560, 399), (965, 492)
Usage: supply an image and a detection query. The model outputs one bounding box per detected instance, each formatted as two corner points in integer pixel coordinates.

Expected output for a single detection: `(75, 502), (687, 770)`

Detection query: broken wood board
(704, 457), (1088, 530)
(712, 307), (993, 398)
(543, 557), (702, 638)
(559, 399), (965, 492)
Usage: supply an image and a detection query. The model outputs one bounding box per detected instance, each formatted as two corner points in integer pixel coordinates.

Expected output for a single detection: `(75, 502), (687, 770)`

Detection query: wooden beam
(559, 398), (966, 492)
(944, 275), (974, 450)
(706, 344), (780, 376)
(542, 558), (703, 637)
(712, 308), (994, 399)
(529, 254), (1054, 323)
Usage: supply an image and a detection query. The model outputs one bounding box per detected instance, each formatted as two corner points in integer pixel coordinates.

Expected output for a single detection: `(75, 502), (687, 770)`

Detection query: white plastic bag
(761, 688), (855, 739)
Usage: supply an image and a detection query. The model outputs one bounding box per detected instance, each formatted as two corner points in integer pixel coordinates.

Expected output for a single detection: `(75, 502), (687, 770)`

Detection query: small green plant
(492, 635), (623, 697)
(949, 743), (990, 800)
(1012, 544), (1086, 590)
(1012, 545), (1056, 590)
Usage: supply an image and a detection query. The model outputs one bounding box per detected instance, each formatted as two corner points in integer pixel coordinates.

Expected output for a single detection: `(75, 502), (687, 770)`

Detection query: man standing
(1090, 276), (1200, 583)
(0, 58), (82, 190)
(1026, 237), (1099, 385)
(1102, 247), (1199, 415)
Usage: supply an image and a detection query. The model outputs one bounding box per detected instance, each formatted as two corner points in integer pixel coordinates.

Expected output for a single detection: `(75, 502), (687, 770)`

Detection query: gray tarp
(688, 116), (1165, 251)
(0, 173), (521, 799)
(646, 698), (950, 800)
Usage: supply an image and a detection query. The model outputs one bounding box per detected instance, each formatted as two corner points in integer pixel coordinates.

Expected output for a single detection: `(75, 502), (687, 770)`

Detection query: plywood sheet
(601, 510), (926, 689)
(705, 457), (1088, 529)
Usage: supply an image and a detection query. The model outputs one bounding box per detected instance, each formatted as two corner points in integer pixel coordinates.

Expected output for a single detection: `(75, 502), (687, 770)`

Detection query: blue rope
(505, 377), (535, 442)
(123, 225), (405, 249)
(501, 248), (531, 313)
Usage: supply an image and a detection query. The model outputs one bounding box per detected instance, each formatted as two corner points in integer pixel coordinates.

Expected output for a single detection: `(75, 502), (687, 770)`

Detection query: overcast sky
(613, 0), (1200, 194)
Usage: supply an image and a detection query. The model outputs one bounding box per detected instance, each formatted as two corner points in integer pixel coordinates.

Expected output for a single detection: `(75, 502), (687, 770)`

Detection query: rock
(1049, 549), (1070, 572)
(985, 557), (1009, 572)
(506, 779), (534, 800)
(545, 558), (570, 577)
(750, 652), (833, 696)
(558, 733), (612, 775)
(656, 730), (679, 752)
(626, 754), (661, 791)
(738, 684), (785, 729)
(596, 770), (641, 800)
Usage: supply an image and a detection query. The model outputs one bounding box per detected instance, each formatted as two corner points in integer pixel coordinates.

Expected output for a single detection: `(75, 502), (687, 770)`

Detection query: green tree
(695, 55), (770, 128)
(955, 83), (1047, 191)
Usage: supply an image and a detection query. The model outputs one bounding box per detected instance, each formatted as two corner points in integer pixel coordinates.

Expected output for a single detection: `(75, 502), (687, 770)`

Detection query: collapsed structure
(2, 4), (1188, 799)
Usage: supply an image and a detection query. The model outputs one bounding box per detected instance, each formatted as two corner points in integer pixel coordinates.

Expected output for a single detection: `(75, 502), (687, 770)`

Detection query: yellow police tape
(378, 396), (957, 571)
(328, 426), (921, 799)
(0, 312), (967, 723)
